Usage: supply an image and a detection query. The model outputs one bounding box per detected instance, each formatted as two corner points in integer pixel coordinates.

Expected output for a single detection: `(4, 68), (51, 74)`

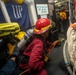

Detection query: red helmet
(34, 18), (51, 34)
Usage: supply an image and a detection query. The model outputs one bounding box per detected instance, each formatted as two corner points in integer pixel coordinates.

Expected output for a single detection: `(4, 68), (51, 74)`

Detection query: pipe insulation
(24, 0), (37, 26)
(0, 0), (11, 22)
(63, 40), (73, 75)
(65, 23), (76, 75)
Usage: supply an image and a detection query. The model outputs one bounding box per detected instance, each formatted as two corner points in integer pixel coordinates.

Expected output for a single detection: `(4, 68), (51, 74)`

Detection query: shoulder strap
(34, 35), (47, 56)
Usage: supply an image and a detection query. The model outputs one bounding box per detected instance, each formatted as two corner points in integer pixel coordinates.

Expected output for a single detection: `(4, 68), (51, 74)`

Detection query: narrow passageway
(45, 42), (67, 75)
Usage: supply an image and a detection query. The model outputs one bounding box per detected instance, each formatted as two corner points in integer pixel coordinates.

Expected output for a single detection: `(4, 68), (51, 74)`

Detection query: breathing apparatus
(17, 29), (34, 50)
(12, 29), (34, 55)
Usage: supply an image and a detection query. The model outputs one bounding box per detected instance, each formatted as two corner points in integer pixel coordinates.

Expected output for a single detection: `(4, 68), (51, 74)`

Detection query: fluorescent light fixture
(54, 0), (58, 2)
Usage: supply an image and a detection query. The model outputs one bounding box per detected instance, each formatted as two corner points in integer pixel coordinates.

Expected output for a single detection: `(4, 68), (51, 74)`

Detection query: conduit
(0, 0), (11, 22)
(24, 0), (37, 26)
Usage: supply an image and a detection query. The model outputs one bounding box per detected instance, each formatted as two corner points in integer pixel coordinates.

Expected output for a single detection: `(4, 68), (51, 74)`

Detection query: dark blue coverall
(0, 59), (16, 75)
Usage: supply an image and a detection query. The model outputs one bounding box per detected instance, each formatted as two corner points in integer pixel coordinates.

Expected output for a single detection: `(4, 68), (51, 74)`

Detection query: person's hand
(11, 57), (16, 62)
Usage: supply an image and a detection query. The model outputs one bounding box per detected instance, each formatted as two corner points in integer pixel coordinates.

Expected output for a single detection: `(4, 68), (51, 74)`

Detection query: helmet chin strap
(41, 34), (46, 39)
(41, 30), (49, 39)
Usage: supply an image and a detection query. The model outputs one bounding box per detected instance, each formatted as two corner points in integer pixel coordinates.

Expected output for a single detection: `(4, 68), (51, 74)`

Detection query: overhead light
(54, 0), (58, 3)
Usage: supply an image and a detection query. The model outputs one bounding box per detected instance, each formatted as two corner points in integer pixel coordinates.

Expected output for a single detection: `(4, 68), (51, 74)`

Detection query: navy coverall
(0, 59), (16, 75)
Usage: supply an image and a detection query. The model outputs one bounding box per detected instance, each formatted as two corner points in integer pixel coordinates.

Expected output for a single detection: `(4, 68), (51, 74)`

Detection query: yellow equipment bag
(8, 31), (26, 55)
(7, 43), (15, 55)
(15, 31), (25, 40)
(0, 22), (20, 38)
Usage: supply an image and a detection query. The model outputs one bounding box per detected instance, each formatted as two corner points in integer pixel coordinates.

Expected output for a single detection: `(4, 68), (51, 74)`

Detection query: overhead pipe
(68, 0), (72, 24)
(0, 0), (11, 22)
(24, 0), (38, 26)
